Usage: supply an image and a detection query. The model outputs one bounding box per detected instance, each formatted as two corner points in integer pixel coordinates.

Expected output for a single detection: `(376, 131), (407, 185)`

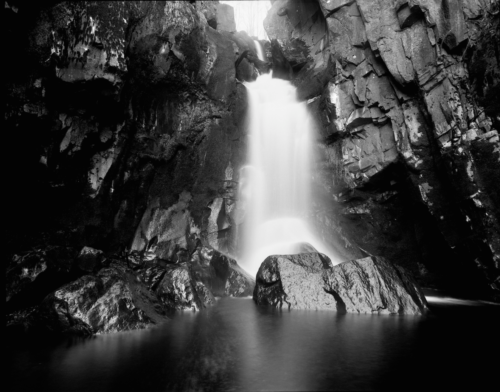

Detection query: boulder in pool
(190, 246), (255, 297)
(324, 256), (428, 315)
(253, 252), (337, 310)
(253, 253), (428, 314)
(8, 262), (169, 335)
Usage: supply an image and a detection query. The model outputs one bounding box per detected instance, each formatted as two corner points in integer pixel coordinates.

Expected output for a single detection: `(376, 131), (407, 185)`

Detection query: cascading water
(240, 74), (337, 276)
(253, 40), (265, 62)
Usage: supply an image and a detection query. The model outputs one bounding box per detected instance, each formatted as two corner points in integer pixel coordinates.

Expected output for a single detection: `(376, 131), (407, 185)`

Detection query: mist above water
(240, 74), (336, 276)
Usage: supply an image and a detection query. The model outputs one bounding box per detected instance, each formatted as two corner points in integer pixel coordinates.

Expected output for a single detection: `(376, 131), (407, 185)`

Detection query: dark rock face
(254, 253), (428, 314)
(191, 246), (255, 297)
(4, 1), (258, 286)
(12, 263), (169, 335)
(324, 256), (428, 314)
(6, 242), (254, 335)
(156, 265), (203, 311)
(77, 246), (103, 273)
(266, 0), (500, 301)
(6, 247), (79, 312)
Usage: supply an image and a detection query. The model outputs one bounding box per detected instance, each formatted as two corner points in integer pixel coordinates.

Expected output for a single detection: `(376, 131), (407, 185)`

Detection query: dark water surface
(6, 293), (500, 391)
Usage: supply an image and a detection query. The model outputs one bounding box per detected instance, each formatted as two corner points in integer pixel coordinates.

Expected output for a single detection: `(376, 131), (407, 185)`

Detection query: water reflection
(7, 297), (500, 391)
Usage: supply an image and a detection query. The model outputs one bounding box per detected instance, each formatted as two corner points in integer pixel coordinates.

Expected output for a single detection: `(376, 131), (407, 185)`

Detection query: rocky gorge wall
(5, 1), (263, 331)
(4, 0), (500, 314)
(265, 0), (500, 300)
(5, 1), (263, 262)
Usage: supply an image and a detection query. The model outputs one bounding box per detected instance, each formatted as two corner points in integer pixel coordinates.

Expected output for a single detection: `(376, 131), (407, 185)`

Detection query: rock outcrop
(6, 243), (254, 335)
(253, 252), (428, 314)
(5, 0), (261, 306)
(191, 246), (255, 297)
(324, 256), (428, 314)
(265, 0), (500, 301)
(254, 252), (336, 310)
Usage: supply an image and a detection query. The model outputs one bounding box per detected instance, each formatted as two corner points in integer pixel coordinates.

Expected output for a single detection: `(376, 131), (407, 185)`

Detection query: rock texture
(324, 256), (428, 314)
(265, 0), (500, 301)
(5, 0), (260, 307)
(254, 253), (337, 310)
(191, 246), (255, 297)
(4, 0), (500, 336)
(254, 253), (428, 314)
(7, 243), (254, 335)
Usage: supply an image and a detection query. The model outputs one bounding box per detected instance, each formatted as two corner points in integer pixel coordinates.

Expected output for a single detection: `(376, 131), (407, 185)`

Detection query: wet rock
(265, 0), (500, 300)
(194, 281), (216, 307)
(357, 0), (415, 85)
(77, 246), (103, 273)
(318, 0), (355, 15)
(127, 250), (145, 270)
(56, 44), (121, 85)
(324, 256), (428, 314)
(127, 0), (236, 99)
(254, 252), (428, 314)
(138, 266), (166, 291)
(270, 39), (293, 80)
(264, 0), (328, 67)
(190, 246), (255, 297)
(396, 2), (424, 29)
(18, 263), (169, 335)
(131, 192), (193, 261)
(253, 253), (337, 310)
(236, 57), (258, 82)
(196, 1), (218, 29)
(204, 28), (237, 101)
(415, 0), (468, 52)
(324, 3), (367, 64)
(156, 265), (202, 311)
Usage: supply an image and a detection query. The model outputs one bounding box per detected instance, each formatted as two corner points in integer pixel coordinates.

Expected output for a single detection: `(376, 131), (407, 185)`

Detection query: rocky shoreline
(7, 245), (254, 335)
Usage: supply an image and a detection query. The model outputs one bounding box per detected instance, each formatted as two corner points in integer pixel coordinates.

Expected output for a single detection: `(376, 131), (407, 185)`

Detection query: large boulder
(155, 264), (212, 311)
(324, 256), (428, 314)
(253, 253), (428, 314)
(253, 252), (337, 310)
(7, 244), (253, 335)
(8, 263), (169, 335)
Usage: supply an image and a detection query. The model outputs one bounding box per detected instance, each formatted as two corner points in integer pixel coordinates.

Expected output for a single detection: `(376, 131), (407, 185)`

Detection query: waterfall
(253, 40), (265, 62)
(240, 74), (336, 276)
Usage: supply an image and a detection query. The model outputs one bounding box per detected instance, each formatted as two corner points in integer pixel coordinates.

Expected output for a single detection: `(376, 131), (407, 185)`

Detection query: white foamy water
(254, 40), (265, 62)
(240, 74), (337, 276)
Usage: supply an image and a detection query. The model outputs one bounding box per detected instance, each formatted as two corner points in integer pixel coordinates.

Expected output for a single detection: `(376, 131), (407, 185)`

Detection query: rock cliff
(265, 0), (500, 300)
(5, 0), (258, 334)
(4, 0), (500, 334)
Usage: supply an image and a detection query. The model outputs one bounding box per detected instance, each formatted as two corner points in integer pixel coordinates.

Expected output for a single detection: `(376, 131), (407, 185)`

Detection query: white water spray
(253, 40), (265, 62)
(240, 74), (336, 276)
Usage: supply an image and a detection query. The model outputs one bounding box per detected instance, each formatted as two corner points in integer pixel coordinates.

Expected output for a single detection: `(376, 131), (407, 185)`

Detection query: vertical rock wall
(4, 1), (265, 268)
(265, 0), (500, 299)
